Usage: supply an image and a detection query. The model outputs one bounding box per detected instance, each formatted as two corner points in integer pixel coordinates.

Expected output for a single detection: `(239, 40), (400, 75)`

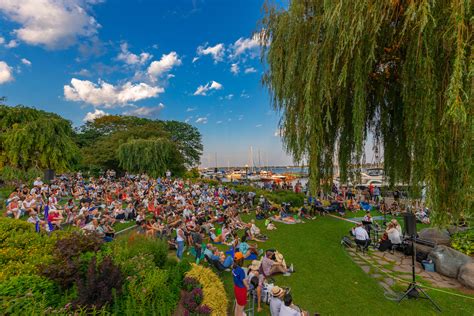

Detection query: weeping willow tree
(117, 138), (185, 177)
(261, 0), (472, 224)
(0, 104), (80, 177)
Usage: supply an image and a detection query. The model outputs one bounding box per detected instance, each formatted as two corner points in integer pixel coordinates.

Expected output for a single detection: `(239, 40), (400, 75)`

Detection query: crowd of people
(3, 171), (430, 316)
(3, 172), (307, 315)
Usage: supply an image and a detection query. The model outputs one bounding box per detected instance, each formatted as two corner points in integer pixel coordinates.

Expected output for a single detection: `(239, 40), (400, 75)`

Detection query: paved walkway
(346, 247), (474, 297)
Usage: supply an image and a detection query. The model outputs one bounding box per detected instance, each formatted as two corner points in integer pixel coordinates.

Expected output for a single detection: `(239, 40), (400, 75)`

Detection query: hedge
(186, 264), (228, 316)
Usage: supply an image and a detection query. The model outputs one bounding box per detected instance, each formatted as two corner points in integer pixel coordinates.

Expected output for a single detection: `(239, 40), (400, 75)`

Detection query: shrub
(0, 217), (69, 283)
(112, 233), (168, 268)
(0, 275), (60, 313)
(183, 276), (201, 292)
(117, 268), (180, 315)
(451, 230), (474, 256)
(73, 256), (123, 309)
(186, 264), (228, 316)
(40, 232), (103, 289)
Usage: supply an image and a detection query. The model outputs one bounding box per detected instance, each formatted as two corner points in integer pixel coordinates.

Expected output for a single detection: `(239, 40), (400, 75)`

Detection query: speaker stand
(397, 237), (441, 312)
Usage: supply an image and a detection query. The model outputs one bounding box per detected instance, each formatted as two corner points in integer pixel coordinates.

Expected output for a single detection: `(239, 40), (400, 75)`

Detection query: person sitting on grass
(261, 250), (294, 277)
(6, 196), (21, 219)
(280, 292), (308, 316)
(206, 250), (234, 271)
(48, 209), (63, 229)
(270, 286), (285, 315)
(247, 262), (264, 312)
(265, 218), (277, 230)
(246, 220), (267, 242)
(237, 235), (262, 259)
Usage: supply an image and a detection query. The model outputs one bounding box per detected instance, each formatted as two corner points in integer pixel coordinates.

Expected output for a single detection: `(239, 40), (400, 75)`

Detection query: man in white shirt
(354, 222), (370, 249)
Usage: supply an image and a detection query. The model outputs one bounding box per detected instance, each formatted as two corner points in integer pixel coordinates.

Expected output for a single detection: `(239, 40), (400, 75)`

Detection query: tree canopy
(0, 104), (79, 174)
(117, 138), (185, 177)
(262, 0), (472, 224)
(76, 115), (202, 173)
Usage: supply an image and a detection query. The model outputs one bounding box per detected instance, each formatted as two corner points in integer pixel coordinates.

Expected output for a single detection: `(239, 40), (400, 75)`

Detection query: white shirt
(270, 297), (283, 316)
(387, 227), (402, 244)
(354, 226), (369, 241)
(279, 304), (300, 316)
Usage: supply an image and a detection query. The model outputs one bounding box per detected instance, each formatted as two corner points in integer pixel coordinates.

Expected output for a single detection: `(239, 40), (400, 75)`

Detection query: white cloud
(192, 57), (199, 63)
(195, 117), (208, 124)
(117, 42), (152, 65)
(244, 67), (257, 74)
(216, 120), (223, 124)
(6, 40), (18, 48)
(193, 80), (223, 96)
(123, 104), (164, 117)
(73, 68), (92, 77)
(256, 124), (262, 128)
(225, 94), (234, 100)
(240, 90), (250, 98)
(147, 52), (181, 79)
(21, 58), (32, 66)
(0, 61), (13, 84)
(185, 116), (192, 123)
(83, 109), (108, 122)
(0, 0), (101, 49)
(0, 37), (4, 45)
(64, 78), (163, 108)
(196, 43), (225, 63)
(230, 63), (239, 75)
(238, 115), (244, 121)
(186, 107), (196, 112)
(230, 33), (262, 59)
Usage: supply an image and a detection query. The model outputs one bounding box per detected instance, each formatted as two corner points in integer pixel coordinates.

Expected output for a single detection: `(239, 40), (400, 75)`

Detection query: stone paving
(347, 247), (470, 293)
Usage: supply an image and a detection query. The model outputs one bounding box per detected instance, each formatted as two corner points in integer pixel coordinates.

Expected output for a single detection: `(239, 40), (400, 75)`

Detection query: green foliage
(261, 0), (473, 224)
(0, 104), (80, 172)
(230, 184), (305, 207)
(0, 165), (43, 186)
(0, 217), (69, 283)
(117, 138), (185, 177)
(0, 275), (61, 313)
(40, 232), (103, 289)
(184, 167), (201, 179)
(111, 233), (169, 269)
(162, 120), (203, 167)
(77, 115), (203, 172)
(451, 229), (474, 256)
(73, 256), (123, 310)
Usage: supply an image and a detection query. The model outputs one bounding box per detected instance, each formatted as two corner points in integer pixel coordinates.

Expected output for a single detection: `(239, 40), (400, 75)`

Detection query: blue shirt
(239, 242), (249, 255)
(223, 256), (233, 268)
(232, 266), (246, 288)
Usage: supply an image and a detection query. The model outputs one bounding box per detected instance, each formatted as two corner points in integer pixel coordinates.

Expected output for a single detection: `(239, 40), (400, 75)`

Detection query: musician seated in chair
(353, 222), (371, 250)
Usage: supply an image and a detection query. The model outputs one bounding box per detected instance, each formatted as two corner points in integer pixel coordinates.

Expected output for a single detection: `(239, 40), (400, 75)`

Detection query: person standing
(232, 252), (248, 316)
(176, 225), (185, 261)
(191, 230), (203, 264)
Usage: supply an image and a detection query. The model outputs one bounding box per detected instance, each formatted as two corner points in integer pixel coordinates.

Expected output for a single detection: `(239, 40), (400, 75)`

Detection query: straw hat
(271, 286), (285, 297)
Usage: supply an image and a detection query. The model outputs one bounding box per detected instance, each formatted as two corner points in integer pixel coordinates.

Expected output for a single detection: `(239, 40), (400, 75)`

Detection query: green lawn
(211, 215), (474, 316)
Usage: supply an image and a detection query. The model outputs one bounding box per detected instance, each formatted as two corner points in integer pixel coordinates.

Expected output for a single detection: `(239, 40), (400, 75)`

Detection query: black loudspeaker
(403, 212), (417, 236)
(44, 169), (55, 182)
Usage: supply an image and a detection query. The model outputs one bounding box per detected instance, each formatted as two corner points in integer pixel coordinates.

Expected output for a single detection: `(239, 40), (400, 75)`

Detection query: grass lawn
(210, 215), (474, 315)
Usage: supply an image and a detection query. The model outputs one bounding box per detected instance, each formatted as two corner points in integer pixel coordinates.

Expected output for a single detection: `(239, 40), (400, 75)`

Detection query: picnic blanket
(270, 216), (302, 225)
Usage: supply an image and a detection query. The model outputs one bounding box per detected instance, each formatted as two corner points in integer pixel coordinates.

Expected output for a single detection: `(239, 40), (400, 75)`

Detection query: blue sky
(0, 0), (294, 167)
